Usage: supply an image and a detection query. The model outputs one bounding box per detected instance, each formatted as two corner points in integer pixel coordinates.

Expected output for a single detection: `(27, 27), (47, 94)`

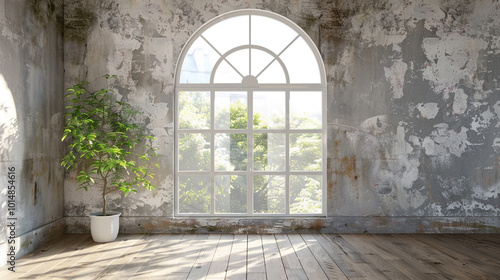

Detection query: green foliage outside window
(178, 92), (322, 214)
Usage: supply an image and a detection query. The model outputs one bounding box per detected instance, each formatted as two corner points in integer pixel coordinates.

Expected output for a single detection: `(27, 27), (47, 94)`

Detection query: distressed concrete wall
(325, 0), (500, 229)
(63, 0), (500, 233)
(0, 0), (65, 263)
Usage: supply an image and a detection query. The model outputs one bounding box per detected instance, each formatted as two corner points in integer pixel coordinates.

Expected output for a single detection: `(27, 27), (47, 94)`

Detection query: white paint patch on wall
(446, 200), (500, 215)
(452, 89), (468, 115)
(393, 124), (420, 192)
(422, 34), (488, 98)
(410, 0), (445, 31)
(393, 123), (414, 155)
(471, 106), (495, 132)
(493, 101), (500, 127)
(494, 138), (500, 153)
(123, 175), (174, 216)
(427, 203), (443, 216)
(472, 184), (500, 201)
(384, 60), (408, 99)
(397, 187), (427, 213)
(349, 5), (407, 49)
(466, 0), (500, 47)
(146, 37), (173, 82)
(416, 102), (439, 119)
(107, 33), (141, 81)
(422, 124), (471, 163)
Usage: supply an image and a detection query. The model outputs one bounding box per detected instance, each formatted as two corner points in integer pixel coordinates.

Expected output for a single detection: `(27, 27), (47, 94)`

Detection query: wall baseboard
(64, 216), (500, 234)
(0, 218), (66, 267)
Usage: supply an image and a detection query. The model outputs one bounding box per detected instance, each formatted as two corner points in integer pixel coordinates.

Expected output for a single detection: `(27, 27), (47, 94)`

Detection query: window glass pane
(180, 37), (220, 83)
(214, 60), (243, 83)
(290, 133), (321, 171)
(253, 133), (285, 171)
(290, 91), (322, 129)
(179, 133), (211, 171)
(215, 92), (247, 129)
(256, 60), (286, 84)
(215, 175), (247, 214)
(226, 49), (249, 77)
(178, 175), (210, 214)
(215, 133), (247, 171)
(178, 91), (210, 129)
(253, 91), (285, 129)
(290, 175), (322, 214)
(254, 175), (285, 214)
(251, 15), (298, 55)
(250, 49), (275, 78)
(203, 15), (249, 55)
(280, 37), (321, 83)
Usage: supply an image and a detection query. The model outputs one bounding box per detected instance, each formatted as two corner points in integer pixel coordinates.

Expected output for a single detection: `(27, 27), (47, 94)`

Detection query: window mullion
(285, 89), (290, 215)
(174, 89), (179, 215)
(256, 35), (299, 79)
(247, 89), (253, 215)
(210, 89), (215, 215)
(202, 35), (244, 79)
(249, 15), (252, 76)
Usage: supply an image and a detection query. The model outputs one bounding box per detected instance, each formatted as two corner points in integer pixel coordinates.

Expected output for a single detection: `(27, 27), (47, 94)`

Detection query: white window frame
(174, 9), (327, 217)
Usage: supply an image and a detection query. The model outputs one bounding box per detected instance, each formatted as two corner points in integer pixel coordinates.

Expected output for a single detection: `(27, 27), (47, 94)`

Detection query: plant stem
(102, 176), (107, 216)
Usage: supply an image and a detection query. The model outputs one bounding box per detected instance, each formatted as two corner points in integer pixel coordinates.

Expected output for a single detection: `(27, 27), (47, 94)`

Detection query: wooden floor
(1, 234), (499, 279)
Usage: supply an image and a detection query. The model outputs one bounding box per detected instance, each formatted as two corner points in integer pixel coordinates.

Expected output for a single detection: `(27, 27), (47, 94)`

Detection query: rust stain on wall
(335, 155), (358, 182)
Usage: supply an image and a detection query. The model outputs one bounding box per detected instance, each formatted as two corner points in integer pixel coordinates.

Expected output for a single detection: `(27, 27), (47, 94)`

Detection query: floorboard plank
(413, 234), (500, 279)
(79, 234), (145, 280)
(226, 234), (247, 280)
(328, 234), (368, 263)
(206, 234), (234, 279)
(275, 234), (308, 280)
(340, 234), (410, 280)
(288, 234), (329, 280)
(96, 234), (153, 280)
(315, 234), (368, 279)
(2, 234), (88, 278)
(327, 234), (390, 280)
(247, 234), (266, 280)
(301, 234), (348, 280)
(116, 234), (182, 280)
(69, 234), (134, 280)
(262, 235), (287, 280)
(60, 234), (137, 280)
(135, 234), (207, 278)
(187, 234), (221, 280)
(17, 235), (93, 279)
(84, 234), (148, 279)
(448, 234), (500, 260)
(398, 234), (488, 280)
(362, 235), (449, 280)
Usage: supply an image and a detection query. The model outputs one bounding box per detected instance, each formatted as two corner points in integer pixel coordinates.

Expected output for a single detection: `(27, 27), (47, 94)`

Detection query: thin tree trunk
(102, 177), (107, 216)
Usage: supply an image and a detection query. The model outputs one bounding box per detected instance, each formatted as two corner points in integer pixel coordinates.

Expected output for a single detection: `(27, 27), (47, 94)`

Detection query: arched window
(175, 9), (326, 216)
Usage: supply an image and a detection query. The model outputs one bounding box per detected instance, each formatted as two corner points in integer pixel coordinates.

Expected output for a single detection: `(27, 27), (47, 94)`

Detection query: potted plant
(61, 74), (159, 242)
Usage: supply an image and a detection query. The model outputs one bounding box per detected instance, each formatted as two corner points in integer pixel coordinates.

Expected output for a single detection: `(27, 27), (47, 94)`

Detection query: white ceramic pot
(89, 211), (121, 243)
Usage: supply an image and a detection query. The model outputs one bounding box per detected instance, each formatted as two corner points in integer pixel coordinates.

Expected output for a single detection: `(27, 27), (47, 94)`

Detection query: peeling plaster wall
(0, 0), (65, 262)
(63, 0), (499, 233)
(326, 0), (500, 223)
